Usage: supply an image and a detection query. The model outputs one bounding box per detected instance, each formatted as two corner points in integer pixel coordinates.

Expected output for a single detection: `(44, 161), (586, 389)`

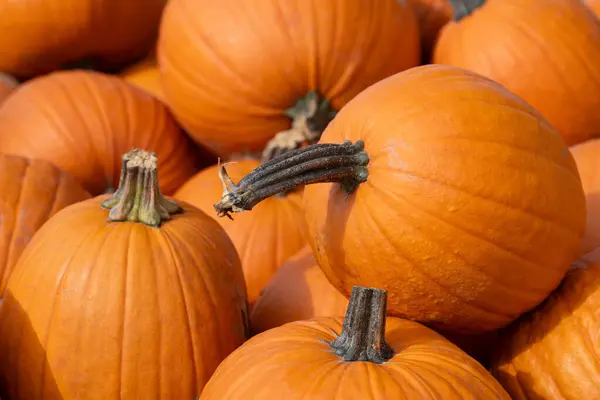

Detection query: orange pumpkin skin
(0, 1), (165, 79)
(0, 73), (18, 104)
(175, 159), (307, 307)
(121, 58), (164, 102)
(0, 154), (90, 297)
(0, 70), (196, 195)
(0, 197), (248, 399)
(250, 246), (348, 334)
(406, 0), (452, 61)
(585, 0), (600, 15)
(433, 0), (600, 147)
(200, 316), (509, 399)
(158, 0), (420, 158)
(491, 261), (600, 399)
(304, 65), (586, 333)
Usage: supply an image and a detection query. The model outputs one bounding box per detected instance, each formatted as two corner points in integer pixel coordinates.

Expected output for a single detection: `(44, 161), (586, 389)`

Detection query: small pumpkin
(121, 57), (164, 102)
(0, 154), (90, 297)
(201, 286), (510, 399)
(433, 0), (600, 147)
(0, 70), (197, 195)
(491, 260), (600, 399)
(175, 158), (307, 308)
(0, 73), (18, 104)
(250, 246), (348, 334)
(407, 0), (452, 62)
(158, 0), (420, 158)
(214, 64), (586, 333)
(0, 149), (249, 399)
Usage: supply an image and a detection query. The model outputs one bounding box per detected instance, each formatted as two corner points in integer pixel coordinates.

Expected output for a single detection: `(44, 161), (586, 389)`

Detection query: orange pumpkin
(121, 57), (164, 102)
(158, 0), (420, 158)
(214, 64), (586, 333)
(433, 0), (600, 147)
(0, 0), (165, 79)
(0, 154), (90, 297)
(0, 73), (18, 104)
(0, 70), (197, 196)
(491, 260), (600, 399)
(407, 0), (452, 62)
(0, 149), (249, 399)
(175, 158), (307, 308)
(585, 0), (600, 15)
(250, 246), (348, 334)
(201, 286), (510, 399)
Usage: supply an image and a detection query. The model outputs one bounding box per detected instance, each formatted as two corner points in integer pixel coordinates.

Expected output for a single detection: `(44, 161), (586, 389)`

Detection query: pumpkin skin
(433, 0), (600, 147)
(0, 154), (90, 297)
(490, 260), (600, 399)
(121, 57), (164, 102)
(585, 0), (600, 15)
(0, 73), (18, 104)
(175, 159), (307, 307)
(158, 0), (420, 158)
(0, 0), (165, 79)
(407, 0), (452, 62)
(302, 65), (585, 333)
(0, 166), (249, 398)
(0, 70), (196, 195)
(250, 246), (348, 334)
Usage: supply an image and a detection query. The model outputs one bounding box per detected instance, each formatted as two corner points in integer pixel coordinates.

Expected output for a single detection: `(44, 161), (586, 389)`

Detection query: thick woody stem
(101, 149), (181, 227)
(214, 140), (369, 219)
(261, 91), (337, 162)
(330, 286), (393, 363)
(448, 0), (486, 20)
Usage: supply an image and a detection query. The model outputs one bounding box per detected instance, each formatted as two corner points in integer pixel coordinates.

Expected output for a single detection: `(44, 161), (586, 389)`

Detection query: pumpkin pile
(0, 0), (598, 398)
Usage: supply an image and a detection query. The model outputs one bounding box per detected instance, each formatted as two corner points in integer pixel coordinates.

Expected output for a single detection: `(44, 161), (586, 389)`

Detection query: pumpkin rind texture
(158, 0), (420, 157)
(0, 70), (196, 195)
(491, 261), (600, 399)
(434, 0), (600, 147)
(200, 316), (510, 399)
(175, 159), (307, 308)
(0, 154), (90, 297)
(304, 64), (586, 333)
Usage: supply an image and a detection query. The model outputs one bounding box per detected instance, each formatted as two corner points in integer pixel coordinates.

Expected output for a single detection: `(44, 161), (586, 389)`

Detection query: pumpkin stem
(214, 140), (369, 219)
(261, 91), (337, 162)
(101, 149), (181, 227)
(448, 0), (485, 20)
(330, 286), (393, 363)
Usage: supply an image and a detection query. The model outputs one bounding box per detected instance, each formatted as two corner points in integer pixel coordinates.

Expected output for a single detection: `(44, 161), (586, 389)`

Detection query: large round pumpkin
(121, 57), (164, 102)
(0, 70), (197, 195)
(214, 64), (586, 333)
(158, 0), (420, 158)
(0, 73), (18, 104)
(175, 158), (307, 307)
(0, 0), (165, 79)
(491, 259), (600, 399)
(0, 154), (90, 297)
(201, 286), (510, 399)
(433, 0), (600, 147)
(0, 149), (249, 399)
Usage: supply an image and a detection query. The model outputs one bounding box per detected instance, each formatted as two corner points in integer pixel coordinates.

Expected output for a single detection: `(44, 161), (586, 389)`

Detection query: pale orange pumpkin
(158, 0), (420, 158)
(175, 159), (307, 308)
(250, 246), (348, 334)
(0, 149), (249, 399)
(0, 70), (197, 195)
(0, 73), (18, 104)
(121, 57), (164, 102)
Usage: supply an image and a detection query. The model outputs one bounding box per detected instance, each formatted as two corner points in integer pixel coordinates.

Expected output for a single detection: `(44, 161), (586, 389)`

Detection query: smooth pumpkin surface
(175, 159), (307, 308)
(0, 73), (18, 104)
(302, 65), (585, 333)
(121, 57), (164, 102)
(491, 260), (600, 399)
(0, 154), (90, 297)
(250, 246), (348, 334)
(407, 0), (452, 61)
(158, 0), (420, 157)
(0, 0), (165, 78)
(434, 0), (600, 147)
(0, 70), (196, 195)
(585, 0), (600, 15)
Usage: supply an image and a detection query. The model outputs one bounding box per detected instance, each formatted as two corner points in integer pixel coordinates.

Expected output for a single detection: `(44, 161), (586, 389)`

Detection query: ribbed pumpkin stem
(448, 0), (485, 21)
(101, 149), (181, 227)
(214, 140), (369, 219)
(261, 91), (337, 162)
(330, 286), (393, 363)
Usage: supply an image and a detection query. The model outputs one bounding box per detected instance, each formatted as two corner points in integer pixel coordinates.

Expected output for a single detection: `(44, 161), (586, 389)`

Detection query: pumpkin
(121, 57), (164, 102)
(250, 246), (348, 334)
(214, 64), (586, 333)
(407, 0), (452, 62)
(0, 0), (165, 79)
(0, 73), (18, 104)
(0, 149), (249, 399)
(585, 0), (600, 15)
(490, 259), (600, 399)
(158, 0), (420, 159)
(201, 286), (510, 399)
(174, 158), (307, 308)
(0, 154), (90, 297)
(0, 70), (197, 196)
(433, 0), (600, 147)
